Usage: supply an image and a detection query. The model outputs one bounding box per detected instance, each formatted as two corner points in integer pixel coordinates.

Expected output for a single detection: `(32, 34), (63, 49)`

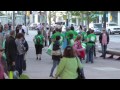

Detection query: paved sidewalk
(24, 30), (120, 79)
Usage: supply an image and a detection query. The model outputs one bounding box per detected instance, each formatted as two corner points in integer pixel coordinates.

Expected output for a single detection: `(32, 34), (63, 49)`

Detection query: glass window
(94, 24), (102, 28)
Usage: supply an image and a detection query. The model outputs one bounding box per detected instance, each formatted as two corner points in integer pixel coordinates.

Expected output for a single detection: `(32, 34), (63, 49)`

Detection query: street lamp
(103, 11), (107, 29)
(12, 11), (15, 30)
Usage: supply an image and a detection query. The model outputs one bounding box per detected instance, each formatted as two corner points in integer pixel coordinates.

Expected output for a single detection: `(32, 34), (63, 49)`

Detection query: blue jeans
(101, 44), (107, 58)
(86, 45), (94, 63)
(15, 54), (24, 76)
(50, 60), (60, 76)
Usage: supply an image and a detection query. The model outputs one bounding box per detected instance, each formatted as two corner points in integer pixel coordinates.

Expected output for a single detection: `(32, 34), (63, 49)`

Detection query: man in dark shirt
(5, 30), (17, 72)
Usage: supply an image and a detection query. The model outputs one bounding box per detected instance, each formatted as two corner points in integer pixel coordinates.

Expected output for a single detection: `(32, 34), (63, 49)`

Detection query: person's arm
(77, 57), (83, 69)
(55, 58), (67, 78)
(99, 34), (102, 43)
(107, 33), (109, 44)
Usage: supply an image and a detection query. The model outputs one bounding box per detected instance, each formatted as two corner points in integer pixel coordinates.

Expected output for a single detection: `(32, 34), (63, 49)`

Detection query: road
(24, 30), (120, 79)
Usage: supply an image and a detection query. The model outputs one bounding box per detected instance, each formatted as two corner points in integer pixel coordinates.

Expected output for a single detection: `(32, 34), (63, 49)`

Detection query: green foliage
(0, 11), (5, 16)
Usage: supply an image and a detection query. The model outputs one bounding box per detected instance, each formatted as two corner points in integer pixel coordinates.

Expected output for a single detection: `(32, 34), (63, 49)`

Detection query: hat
(0, 46), (5, 51)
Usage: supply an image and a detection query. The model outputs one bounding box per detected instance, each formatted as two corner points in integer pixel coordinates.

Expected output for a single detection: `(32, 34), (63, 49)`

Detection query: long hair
(63, 46), (75, 58)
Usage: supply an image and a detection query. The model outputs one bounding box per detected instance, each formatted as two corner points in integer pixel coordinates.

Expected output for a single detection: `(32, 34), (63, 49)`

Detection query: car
(90, 23), (102, 35)
(29, 23), (38, 30)
(106, 22), (120, 34)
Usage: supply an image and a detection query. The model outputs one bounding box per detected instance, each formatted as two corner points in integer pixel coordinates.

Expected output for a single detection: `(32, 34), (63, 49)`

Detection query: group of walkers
(0, 21), (112, 79)
(0, 23), (29, 79)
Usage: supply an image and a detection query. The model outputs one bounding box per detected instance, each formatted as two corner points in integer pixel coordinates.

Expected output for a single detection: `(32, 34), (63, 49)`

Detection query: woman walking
(33, 31), (44, 60)
(15, 33), (25, 76)
(49, 36), (61, 78)
(55, 46), (84, 79)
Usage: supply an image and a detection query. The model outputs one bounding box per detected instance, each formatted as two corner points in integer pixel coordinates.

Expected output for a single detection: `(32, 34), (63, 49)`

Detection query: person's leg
(39, 45), (43, 60)
(104, 45), (107, 59)
(94, 44), (96, 57)
(86, 45), (90, 63)
(50, 60), (58, 77)
(100, 44), (104, 57)
(19, 55), (24, 76)
(103, 45), (106, 59)
(22, 54), (26, 71)
(89, 46), (94, 63)
(15, 55), (20, 73)
(35, 45), (38, 60)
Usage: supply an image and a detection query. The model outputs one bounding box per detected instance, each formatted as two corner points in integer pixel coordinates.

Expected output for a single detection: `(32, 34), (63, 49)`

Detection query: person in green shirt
(86, 29), (97, 63)
(81, 29), (87, 42)
(66, 28), (78, 46)
(55, 46), (84, 79)
(51, 28), (64, 46)
(33, 31), (45, 60)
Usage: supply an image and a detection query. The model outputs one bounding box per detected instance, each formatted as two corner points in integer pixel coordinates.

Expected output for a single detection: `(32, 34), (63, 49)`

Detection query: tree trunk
(49, 11), (51, 25)
(54, 11), (56, 23)
(87, 13), (89, 30)
(81, 13), (83, 26)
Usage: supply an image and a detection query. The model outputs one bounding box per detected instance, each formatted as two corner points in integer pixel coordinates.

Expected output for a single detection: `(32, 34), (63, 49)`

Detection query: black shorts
(35, 44), (43, 54)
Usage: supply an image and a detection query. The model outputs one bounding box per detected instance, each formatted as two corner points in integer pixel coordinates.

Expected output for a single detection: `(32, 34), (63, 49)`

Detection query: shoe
(36, 57), (38, 60)
(91, 61), (94, 63)
(86, 61), (88, 63)
(116, 57), (120, 60)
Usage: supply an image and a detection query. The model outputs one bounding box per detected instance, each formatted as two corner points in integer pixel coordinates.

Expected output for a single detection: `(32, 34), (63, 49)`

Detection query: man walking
(5, 30), (17, 78)
(99, 29), (109, 59)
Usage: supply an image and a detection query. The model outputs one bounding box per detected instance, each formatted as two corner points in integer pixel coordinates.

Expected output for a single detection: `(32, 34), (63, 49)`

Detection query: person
(33, 31), (44, 60)
(70, 24), (74, 30)
(15, 33), (25, 76)
(22, 24), (27, 35)
(87, 28), (91, 36)
(3, 24), (10, 39)
(0, 25), (4, 47)
(15, 25), (20, 38)
(99, 29), (109, 59)
(73, 35), (85, 62)
(48, 26), (53, 46)
(86, 29), (97, 63)
(5, 30), (17, 78)
(0, 46), (6, 79)
(81, 28), (87, 42)
(22, 34), (29, 71)
(55, 46), (83, 79)
(41, 26), (47, 47)
(49, 36), (61, 78)
(19, 25), (25, 35)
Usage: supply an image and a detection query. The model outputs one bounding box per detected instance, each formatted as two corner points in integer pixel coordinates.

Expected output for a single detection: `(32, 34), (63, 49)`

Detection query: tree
(0, 11), (5, 16)
(69, 11), (103, 29)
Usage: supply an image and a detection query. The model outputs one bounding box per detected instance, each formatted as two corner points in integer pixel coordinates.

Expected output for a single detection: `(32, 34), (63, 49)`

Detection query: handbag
(52, 49), (62, 56)
(76, 57), (85, 79)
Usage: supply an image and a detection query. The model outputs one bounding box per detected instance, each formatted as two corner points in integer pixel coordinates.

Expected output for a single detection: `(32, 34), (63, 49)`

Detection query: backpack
(73, 41), (85, 59)
(36, 36), (41, 45)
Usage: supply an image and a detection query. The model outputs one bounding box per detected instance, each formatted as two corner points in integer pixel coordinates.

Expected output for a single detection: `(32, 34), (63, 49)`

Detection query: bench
(98, 48), (120, 60)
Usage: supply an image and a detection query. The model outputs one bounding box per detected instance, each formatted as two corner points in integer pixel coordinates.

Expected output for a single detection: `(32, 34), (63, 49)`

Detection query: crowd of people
(0, 23), (29, 79)
(0, 21), (111, 79)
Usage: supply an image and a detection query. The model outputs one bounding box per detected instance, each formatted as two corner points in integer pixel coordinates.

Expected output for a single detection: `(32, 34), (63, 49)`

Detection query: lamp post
(12, 11), (15, 30)
(66, 11), (69, 27)
(103, 11), (107, 29)
(24, 11), (26, 26)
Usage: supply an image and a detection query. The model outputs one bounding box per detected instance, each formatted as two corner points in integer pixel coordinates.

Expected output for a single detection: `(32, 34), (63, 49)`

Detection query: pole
(66, 11), (68, 27)
(103, 11), (106, 29)
(12, 11), (15, 30)
(24, 11), (26, 26)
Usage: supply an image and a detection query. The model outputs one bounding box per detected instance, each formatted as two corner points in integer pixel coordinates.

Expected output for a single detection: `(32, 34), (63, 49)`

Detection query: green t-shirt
(66, 30), (78, 40)
(81, 32), (87, 41)
(35, 34), (44, 45)
(51, 32), (64, 45)
(87, 33), (96, 46)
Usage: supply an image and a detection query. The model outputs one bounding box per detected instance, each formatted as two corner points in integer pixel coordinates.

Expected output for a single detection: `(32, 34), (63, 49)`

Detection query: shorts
(35, 44), (43, 54)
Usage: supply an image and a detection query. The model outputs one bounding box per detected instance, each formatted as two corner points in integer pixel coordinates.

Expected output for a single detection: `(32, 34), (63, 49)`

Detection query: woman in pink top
(99, 29), (109, 59)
